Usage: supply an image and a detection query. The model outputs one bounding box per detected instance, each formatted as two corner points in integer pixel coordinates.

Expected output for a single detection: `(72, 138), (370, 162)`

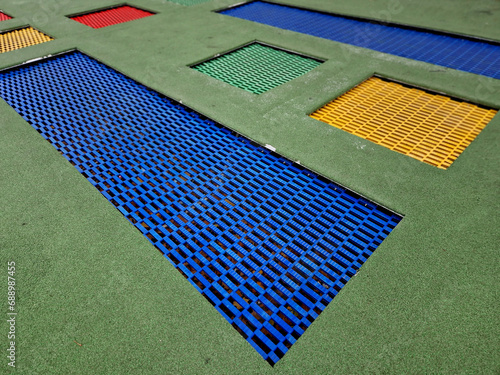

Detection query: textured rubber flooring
(0, 26), (52, 54)
(70, 5), (154, 29)
(220, 1), (500, 79)
(310, 77), (497, 169)
(0, 51), (401, 365)
(0, 11), (12, 21)
(191, 42), (322, 94)
(167, 0), (215, 5)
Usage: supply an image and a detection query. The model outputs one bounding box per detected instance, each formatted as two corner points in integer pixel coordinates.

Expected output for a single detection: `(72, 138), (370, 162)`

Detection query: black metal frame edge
(0, 9), (12, 18)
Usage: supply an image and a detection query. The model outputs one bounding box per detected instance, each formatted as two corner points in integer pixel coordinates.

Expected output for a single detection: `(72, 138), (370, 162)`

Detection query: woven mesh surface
(0, 51), (402, 365)
(191, 43), (321, 94)
(70, 5), (154, 28)
(0, 26), (52, 54)
(0, 11), (12, 21)
(220, 1), (500, 79)
(310, 77), (497, 169)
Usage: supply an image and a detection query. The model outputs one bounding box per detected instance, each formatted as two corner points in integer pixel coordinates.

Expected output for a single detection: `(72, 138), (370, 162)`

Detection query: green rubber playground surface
(169, 0), (214, 5)
(0, 0), (499, 373)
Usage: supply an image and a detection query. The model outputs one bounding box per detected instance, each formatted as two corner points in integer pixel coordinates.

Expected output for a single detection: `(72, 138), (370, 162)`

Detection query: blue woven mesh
(220, 1), (500, 79)
(0, 51), (402, 364)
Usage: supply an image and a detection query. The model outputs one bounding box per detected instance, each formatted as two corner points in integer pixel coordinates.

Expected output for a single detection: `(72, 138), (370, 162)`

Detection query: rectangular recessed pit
(0, 11), (12, 21)
(219, 1), (500, 79)
(0, 26), (52, 54)
(69, 4), (154, 28)
(191, 42), (322, 94)
(0, 51), (402, 365)
(310, 76), (497, 169)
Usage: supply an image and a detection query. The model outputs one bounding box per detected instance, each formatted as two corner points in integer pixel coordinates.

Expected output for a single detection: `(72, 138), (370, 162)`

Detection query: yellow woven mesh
(310, 77), (497, 169)
(0, 27), (52, 54)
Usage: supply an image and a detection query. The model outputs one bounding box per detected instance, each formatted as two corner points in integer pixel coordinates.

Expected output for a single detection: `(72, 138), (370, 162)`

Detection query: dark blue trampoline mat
(220, 1), (500, 79)
(0, 51), (402, 365)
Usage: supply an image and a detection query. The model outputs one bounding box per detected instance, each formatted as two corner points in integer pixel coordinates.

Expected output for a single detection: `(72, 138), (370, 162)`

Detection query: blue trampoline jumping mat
(0, 51), (402, 365)
(220, 1), (500, 79)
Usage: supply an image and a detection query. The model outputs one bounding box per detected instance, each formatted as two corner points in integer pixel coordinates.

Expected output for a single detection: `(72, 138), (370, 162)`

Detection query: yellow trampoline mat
(0, 26), (52, 54)
(310, 77), (497, 169)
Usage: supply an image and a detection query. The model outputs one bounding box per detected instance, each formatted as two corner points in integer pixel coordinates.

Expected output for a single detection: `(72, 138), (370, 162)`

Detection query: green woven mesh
(191, 43), (321, 94)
